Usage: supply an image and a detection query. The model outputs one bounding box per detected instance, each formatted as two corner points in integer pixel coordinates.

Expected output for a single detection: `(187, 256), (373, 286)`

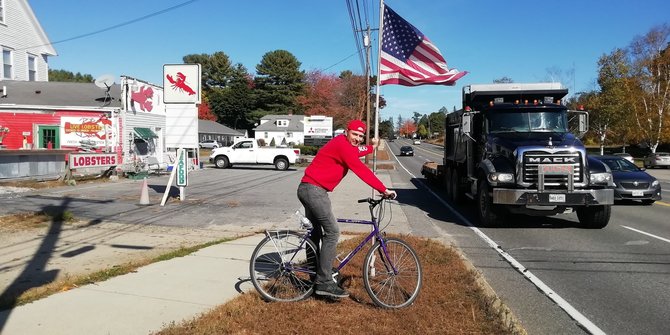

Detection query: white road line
(621, 225), (670, 243)
(389, 151), (606, 335)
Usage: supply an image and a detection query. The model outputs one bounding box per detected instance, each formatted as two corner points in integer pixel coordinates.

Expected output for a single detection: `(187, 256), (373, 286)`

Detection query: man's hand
(383, 189), (397, 199)
(371, 137), (379, 148)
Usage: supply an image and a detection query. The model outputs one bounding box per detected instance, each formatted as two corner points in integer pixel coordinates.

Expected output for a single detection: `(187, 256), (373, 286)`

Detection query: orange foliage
(297, 70), (368, 128)
(198, 101), (217, 121)
(400, 120), (417, 136)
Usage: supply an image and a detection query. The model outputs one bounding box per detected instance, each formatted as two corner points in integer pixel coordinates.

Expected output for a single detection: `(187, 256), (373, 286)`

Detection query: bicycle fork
(369, 239), (399, 277)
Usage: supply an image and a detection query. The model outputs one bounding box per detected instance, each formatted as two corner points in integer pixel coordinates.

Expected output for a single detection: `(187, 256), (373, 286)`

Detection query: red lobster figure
(166, 72), (196, 96)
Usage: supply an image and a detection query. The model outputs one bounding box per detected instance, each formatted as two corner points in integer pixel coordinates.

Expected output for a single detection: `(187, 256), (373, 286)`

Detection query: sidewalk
(0, 172), (409, 335)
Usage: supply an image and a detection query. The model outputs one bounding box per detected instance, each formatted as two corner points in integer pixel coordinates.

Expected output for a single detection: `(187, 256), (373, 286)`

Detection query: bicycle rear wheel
(363, 237), (422, 308)
(249, 230), (318, 302)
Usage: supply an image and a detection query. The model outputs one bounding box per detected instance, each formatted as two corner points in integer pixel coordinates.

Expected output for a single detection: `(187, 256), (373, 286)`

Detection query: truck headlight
(589, 172), (612, 185)
(488, 172), (514, 184)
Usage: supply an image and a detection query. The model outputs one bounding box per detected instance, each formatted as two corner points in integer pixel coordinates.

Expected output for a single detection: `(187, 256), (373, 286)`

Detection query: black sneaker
(314, 282), (349, 298)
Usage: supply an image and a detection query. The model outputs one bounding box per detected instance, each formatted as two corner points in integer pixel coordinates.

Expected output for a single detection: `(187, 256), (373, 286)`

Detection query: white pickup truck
(208, 139), (300, 170)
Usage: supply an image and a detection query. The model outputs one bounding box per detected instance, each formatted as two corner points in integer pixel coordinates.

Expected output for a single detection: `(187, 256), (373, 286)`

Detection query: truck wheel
(576, 205), (611, 229)
(215, 156), (229, 169)
(275, 158), (289, 170)
(477, 181), (504, 227)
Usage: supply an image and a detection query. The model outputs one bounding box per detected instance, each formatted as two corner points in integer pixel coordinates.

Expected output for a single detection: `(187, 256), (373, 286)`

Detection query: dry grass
(155, 235), (521, 335)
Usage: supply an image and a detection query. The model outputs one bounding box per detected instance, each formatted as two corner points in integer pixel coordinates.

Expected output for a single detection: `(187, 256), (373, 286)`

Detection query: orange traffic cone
(139, 177), (150, 205)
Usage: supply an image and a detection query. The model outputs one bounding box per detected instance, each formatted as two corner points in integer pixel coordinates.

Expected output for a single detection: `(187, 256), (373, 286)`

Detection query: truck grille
(523, 151), (583, 184)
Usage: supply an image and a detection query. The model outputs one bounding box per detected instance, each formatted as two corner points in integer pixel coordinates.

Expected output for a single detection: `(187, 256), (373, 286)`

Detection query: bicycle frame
(304, 198), (399, 275)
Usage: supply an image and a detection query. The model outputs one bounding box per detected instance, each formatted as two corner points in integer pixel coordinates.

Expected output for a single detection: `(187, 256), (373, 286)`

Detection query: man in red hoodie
(297, 119), (397, 298)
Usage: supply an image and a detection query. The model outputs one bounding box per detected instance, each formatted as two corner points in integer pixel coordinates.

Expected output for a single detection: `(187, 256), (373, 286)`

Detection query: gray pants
(297, 182), (339, 284)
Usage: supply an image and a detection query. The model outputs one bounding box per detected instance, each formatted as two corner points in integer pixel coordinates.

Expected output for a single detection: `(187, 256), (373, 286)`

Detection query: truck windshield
(487, 111), (567, 134)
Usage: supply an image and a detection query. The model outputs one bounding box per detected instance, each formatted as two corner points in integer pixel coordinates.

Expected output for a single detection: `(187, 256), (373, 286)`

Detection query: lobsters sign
(69, 153), (117, 168)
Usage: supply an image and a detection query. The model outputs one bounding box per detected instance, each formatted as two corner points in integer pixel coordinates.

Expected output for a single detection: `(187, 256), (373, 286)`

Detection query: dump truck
(421, 83), (614, 228)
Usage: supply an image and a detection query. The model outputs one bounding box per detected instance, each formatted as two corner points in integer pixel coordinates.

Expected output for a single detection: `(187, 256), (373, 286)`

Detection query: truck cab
(441, 83), (614, 228)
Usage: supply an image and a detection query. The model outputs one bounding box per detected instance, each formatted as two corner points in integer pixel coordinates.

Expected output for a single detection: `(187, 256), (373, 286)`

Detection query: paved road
(388, 138), (670, 335)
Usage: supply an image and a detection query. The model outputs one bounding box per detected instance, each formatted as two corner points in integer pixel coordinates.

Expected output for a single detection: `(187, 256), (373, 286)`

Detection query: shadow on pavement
(0, 198), (72, 332)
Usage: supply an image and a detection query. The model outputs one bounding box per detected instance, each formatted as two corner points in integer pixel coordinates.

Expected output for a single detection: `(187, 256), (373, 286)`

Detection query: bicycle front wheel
(249, 230), (318, 302)
(363, 237), (422, 308)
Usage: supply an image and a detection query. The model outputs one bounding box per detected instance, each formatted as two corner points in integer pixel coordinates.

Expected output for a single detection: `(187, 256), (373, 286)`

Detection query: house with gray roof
(198, 119), (245, 147)
(254, 114), (305, 146)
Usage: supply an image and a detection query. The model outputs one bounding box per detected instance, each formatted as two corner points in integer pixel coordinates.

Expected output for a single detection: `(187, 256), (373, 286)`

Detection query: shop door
(38, 126), (60, 149)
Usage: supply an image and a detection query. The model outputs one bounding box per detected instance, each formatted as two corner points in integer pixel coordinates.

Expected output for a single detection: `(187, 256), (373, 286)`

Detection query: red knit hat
(347, 120), (366, 133)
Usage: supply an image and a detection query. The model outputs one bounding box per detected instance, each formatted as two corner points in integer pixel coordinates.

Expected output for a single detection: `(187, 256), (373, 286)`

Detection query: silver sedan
(643, 152), (670, 168)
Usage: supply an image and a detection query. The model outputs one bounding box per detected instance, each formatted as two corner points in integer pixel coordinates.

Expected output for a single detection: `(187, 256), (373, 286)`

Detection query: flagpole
(373, 0), (385, 172)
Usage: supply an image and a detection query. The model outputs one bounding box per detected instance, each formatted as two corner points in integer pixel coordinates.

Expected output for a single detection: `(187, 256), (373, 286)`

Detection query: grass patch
(0, 210), (76, 232)
(0, 237), (237, 311)
(155, 235), (523, 335)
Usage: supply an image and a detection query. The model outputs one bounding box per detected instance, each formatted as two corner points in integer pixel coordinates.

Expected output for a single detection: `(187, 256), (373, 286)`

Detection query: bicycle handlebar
(357, 196), (392, 205)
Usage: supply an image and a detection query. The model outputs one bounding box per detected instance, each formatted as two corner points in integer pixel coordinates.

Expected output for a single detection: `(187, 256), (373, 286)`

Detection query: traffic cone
(139, 177), (150, 205)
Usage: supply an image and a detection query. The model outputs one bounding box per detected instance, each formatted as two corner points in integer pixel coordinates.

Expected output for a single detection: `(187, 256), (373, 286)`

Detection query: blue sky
(30, 0), (670, 122)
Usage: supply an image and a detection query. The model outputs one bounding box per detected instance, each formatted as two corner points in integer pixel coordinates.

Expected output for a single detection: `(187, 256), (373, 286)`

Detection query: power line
(17, 0), (199, 52)
(322, 49), (363, 72)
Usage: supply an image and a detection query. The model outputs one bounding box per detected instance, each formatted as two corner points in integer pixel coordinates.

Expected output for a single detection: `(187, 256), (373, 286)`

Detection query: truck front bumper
(493, 188), (614, 206)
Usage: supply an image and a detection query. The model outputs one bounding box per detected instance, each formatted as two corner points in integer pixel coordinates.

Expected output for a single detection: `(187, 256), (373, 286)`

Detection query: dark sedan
(399, 146), (414, 156)
(595, 155), (662, 205)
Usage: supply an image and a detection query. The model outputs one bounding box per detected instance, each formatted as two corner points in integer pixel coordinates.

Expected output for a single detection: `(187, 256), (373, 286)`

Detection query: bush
(295, 144), (319, 156)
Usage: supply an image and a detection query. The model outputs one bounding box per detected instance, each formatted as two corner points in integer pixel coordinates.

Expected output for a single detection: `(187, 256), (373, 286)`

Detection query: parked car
(613, 152), (634, 163)
(209, 140), (299, 170)
(199, 140), (220, 149)
(413, 139), (421, 145)
(595, 155), (661, 205)
(399, 146), (414, 156)
(643, 152), (670, 168)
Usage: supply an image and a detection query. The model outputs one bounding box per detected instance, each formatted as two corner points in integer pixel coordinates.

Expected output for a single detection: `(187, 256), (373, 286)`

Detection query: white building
(0, 0), (56, 82)
(254, 114), (305, 146)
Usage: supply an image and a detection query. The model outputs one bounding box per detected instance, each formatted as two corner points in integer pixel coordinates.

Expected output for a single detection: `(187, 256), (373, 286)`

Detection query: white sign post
(160, 64), (201, 206)
(160, 148), (190, 206)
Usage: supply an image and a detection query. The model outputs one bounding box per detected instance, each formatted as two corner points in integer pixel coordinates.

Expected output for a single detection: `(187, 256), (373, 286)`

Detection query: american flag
(380, 5), (467, 86)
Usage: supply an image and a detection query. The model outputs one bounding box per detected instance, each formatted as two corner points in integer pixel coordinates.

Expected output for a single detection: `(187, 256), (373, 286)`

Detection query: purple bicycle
(249, 197), (422, 308)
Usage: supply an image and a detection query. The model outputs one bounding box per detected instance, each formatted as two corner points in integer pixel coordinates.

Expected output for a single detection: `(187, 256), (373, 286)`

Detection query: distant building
(0, 0), (57, 82)
(254, 114), (305, 146)
(198, 119), (245, 146)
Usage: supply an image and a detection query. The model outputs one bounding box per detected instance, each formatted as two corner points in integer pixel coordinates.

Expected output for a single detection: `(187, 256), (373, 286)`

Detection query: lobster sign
(163, 64), (201, 104)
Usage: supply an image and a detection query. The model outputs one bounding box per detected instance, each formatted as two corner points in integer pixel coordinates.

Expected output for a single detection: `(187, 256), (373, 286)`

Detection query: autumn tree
(570, 91), (607, 152)
(596, 49), (634, 150)
(627, 24), (670, 153)
(198, 100), (217, 121)
(399, 120), (417, 137)
(296, 70), (349, 128)
(338, 71), (368, 127)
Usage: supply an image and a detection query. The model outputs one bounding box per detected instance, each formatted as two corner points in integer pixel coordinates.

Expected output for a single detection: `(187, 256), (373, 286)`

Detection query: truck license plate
(549, 194), (565, 202)
(632, 190), (644, 197)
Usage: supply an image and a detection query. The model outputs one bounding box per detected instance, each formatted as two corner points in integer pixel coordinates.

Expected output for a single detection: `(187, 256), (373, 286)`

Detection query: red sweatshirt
(301, 134), (387, 193)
